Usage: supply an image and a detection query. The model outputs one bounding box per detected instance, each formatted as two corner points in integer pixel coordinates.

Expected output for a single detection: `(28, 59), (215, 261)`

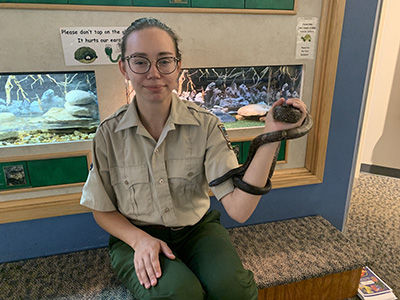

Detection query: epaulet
(98, 103), (130, 127)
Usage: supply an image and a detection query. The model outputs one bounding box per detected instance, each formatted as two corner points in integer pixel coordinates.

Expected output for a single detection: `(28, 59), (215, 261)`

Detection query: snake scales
(209, 104), (313, 195)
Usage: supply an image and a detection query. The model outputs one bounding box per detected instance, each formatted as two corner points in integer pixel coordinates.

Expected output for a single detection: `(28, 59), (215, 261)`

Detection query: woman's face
(119, 27), (181, 105)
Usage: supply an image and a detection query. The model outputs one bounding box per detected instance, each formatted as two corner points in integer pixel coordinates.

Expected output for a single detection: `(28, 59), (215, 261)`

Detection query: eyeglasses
(122, 55), (180, 74)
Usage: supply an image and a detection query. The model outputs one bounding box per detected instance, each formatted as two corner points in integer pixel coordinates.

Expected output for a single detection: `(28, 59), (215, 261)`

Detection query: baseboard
(360, 164), (400, 179)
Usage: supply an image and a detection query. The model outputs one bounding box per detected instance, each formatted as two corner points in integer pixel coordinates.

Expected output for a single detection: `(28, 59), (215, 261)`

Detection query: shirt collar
(169, 93), (200, 126)
(114, 99), (140, 132)
(115, 94), (199, 132)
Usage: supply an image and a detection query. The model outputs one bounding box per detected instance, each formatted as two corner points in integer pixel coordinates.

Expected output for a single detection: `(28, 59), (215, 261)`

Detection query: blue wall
(220, 0), (380, 230)
(0, 0), (379, 263)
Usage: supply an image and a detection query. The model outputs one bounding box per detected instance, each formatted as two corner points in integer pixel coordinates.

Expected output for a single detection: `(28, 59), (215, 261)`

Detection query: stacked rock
(64, 90), (99, 119)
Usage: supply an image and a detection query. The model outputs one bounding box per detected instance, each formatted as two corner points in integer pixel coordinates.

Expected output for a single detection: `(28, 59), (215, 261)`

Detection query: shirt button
(159, 178), (165, 184)
(188, 172), (193, 177)
(165, 208), (170, 213)
(124, 180), (129, 185)
(155, 148), (159, 154)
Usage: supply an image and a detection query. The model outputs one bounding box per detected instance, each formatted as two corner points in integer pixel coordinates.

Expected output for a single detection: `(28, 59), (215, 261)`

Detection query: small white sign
(60, 27), (126, 66)
(296, 18), (318, 60)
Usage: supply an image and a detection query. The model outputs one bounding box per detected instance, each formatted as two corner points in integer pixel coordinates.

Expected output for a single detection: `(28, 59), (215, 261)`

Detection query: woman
(81, 17), (307, 300)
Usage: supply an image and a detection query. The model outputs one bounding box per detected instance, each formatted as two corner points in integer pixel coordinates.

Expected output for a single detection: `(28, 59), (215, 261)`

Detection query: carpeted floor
(345, 172), (400, 298)
(0, 172), (398, 299)
(0, 247), (132, 299)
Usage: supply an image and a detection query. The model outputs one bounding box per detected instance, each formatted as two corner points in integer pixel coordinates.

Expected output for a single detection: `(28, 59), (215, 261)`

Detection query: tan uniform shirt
(80, 94), (238, 227)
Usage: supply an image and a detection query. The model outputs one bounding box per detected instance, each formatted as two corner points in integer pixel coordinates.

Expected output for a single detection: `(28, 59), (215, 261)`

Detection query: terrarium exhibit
(177, 65), (303, 129)
(0, 71), (99, 147)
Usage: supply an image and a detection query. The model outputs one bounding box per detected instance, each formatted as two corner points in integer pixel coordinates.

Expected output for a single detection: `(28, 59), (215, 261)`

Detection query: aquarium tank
(177, 65), (303, 129)
(0, 71), (99, 146)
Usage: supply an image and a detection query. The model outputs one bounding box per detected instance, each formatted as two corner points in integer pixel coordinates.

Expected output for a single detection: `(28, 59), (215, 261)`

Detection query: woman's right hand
(133, 233), (176, 289)
(91, 210), (176, 290)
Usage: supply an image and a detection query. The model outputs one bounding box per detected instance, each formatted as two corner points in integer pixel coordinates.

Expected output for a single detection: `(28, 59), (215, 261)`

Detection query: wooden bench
(228, 215), (368, 300)
(0, 215), (368, 299)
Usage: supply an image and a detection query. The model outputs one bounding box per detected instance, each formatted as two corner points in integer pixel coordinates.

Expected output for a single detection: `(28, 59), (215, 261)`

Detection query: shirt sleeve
(204, 116), (239, 200)
(80, 127), (118, 211)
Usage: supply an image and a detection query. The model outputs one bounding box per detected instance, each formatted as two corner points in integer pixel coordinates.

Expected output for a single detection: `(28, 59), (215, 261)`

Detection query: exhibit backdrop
(0, 0), (381, 262)
(0, 2), (322, 203)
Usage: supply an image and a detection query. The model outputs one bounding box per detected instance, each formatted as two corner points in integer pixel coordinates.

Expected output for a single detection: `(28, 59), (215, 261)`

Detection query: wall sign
(60, 27), (125, 66)
(296, 18), (318, 60)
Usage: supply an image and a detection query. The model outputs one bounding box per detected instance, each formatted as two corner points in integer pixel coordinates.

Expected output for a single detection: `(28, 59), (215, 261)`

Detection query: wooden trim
(0, 183), (85, 196)
(0, 150), (91, 164)
(0, 3), (297, 15)
(0, 193), (89, 224)
(304, 0), (347, 181)
(258, 267), (362, 300)
(272, 167), (320, 188)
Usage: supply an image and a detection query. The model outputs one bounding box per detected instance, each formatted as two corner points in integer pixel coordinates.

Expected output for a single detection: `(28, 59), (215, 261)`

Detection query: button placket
(152, 142), (176, 224)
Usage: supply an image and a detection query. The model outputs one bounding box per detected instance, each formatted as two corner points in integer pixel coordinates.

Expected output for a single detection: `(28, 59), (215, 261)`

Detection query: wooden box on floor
(257, 268), (362, 300)
(227, 216), (368, 300)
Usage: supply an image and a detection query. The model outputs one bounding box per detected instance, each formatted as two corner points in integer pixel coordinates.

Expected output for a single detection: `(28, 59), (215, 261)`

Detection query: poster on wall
(60, 27), (125, 66)
(295, 18), (319, 60)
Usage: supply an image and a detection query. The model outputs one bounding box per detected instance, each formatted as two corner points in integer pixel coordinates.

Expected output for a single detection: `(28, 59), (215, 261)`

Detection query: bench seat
(228, 215), (369, 299)
(0, 215), (368, 299)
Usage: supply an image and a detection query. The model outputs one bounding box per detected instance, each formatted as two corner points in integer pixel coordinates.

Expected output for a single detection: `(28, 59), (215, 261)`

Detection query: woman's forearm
(221, 98), (307, 223)
(221, 141), (280, 223)
(92, 210), (149, 250)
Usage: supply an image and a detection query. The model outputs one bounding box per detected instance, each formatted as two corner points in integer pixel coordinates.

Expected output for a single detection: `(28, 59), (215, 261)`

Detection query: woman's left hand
(263, 98), (308, 133)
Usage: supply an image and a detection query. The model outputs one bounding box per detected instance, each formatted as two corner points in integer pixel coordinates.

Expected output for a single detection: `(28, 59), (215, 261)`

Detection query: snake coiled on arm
(209, 104), (313, 195)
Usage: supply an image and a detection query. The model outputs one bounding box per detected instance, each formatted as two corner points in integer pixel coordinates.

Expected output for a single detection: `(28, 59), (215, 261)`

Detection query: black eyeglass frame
(122, 55), (180, 75)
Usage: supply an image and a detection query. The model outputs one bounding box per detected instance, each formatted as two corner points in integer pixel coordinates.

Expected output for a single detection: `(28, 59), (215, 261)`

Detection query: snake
(209, 104), (313, 195)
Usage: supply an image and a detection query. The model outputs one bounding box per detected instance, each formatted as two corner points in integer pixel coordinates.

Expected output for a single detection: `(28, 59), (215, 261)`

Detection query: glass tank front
(0, 71), (99, 147)
(177, 65), (303, 129)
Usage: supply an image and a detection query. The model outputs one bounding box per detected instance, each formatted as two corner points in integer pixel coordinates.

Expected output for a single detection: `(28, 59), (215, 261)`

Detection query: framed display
(177, 65), (302, 128)
(0, 71), (99, 147)
(0, 162), (30, 190)
(0, 0), (347, 223)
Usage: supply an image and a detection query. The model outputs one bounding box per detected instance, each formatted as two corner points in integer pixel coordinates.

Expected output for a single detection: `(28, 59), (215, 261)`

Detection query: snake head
(272, 104), (302, 123)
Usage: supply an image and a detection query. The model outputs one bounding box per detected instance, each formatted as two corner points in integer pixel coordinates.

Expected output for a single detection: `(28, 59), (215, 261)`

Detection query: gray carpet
(229, 215), (368, 289)
(345, 172), (400, 298)
(0, 172), (398, 299)
(0, 248), (133, 299)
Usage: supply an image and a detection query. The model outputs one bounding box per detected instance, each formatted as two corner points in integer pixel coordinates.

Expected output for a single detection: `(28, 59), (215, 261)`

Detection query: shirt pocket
(110, 165), (154, 217)
(167, 158), (205, 209)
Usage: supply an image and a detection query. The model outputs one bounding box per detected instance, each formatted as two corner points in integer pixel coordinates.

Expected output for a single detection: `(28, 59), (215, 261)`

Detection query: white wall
(356, 0), (400, 176)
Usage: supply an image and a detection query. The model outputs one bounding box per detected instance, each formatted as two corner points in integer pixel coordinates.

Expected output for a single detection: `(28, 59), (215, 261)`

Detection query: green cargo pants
(109, 210), (258, 300)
